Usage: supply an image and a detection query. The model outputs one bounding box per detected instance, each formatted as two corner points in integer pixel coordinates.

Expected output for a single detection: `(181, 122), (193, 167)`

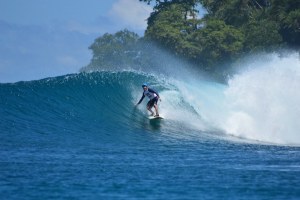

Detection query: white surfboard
(148, 115), (164, 120)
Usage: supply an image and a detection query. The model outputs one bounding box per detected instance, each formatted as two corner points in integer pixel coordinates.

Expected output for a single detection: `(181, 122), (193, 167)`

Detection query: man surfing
(136, 83), (161, 117)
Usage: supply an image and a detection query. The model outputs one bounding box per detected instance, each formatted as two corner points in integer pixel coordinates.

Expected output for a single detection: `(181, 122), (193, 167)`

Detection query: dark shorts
(147, 97), (158, 108)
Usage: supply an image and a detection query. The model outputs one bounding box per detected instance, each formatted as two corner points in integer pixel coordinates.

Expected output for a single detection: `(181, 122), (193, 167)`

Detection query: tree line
(82, 0), (299, 78)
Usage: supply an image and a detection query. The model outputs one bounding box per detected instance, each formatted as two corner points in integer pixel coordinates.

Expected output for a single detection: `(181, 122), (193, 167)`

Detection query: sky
(0, 0), (152, 83)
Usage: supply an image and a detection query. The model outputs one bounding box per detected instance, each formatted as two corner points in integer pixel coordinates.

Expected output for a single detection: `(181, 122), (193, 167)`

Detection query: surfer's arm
(137, 94), (145, 105)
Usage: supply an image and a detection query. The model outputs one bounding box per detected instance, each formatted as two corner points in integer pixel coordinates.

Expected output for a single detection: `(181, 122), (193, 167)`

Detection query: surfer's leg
(147, 101), (154, 116)
(153, 104), (159, 116)
(147, 106), (154, 116)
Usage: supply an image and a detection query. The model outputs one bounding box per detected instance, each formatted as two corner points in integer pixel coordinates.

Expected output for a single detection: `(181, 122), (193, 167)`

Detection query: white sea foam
(221, 53), (300, 145)
(163, 52), (300, 145)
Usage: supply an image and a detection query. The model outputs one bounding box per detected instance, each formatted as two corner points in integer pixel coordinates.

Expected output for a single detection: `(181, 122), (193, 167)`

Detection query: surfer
(136, 83), (161, 117)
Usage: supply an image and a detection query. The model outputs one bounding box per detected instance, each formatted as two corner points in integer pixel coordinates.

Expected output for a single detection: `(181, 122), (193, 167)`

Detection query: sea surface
(1, 56), (300, 199)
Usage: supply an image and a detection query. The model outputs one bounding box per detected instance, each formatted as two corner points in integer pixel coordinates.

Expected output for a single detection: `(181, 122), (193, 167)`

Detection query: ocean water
(1, 54), (300, 199)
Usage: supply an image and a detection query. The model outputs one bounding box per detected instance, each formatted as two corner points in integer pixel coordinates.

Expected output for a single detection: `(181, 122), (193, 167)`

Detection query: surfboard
(148, 115), (164, 120)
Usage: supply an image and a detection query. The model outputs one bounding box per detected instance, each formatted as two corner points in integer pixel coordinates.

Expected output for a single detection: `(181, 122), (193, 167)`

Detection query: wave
(1, 53), (300, 145)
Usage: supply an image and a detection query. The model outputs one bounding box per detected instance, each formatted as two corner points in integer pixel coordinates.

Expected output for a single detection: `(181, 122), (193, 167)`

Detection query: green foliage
(199, 0), (299, 47)
(81, 29), (187, 72)
(269, 0), (300, 47)
(82, 29), (140, 71)
(145, 3), (193, 56)
(191, 19), (244, 68)
(200, 0), (253, 27)
(144, 1), (246, 70)
(242, 19), (282, 52)
(142, 0), (298, 68)
(84, 0), (299, 78)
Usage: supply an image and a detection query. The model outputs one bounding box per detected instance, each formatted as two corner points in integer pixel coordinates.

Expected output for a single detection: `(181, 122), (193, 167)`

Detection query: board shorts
(147, 97), (158, 108)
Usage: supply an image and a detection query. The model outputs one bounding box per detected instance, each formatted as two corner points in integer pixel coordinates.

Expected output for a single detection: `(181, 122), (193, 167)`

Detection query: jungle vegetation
(82, 0), (299, 78)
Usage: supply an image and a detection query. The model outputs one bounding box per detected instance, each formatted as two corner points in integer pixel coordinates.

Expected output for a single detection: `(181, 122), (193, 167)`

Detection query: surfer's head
(142, 83), (148, 90)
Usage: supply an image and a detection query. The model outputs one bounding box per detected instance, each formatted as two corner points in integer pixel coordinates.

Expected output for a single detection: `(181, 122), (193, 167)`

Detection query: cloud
(108, 0), (152, 31)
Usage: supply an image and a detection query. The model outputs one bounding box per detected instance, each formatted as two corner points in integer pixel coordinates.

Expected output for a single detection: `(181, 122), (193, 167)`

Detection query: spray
(222, 53), (300, 145)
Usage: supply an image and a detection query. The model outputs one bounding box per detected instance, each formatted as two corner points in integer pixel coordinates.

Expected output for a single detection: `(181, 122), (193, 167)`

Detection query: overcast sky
(0, 0), (152, 83)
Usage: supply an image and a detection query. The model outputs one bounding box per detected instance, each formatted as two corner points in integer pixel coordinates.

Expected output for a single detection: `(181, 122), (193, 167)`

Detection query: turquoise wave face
(1, 71), (154, 134)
